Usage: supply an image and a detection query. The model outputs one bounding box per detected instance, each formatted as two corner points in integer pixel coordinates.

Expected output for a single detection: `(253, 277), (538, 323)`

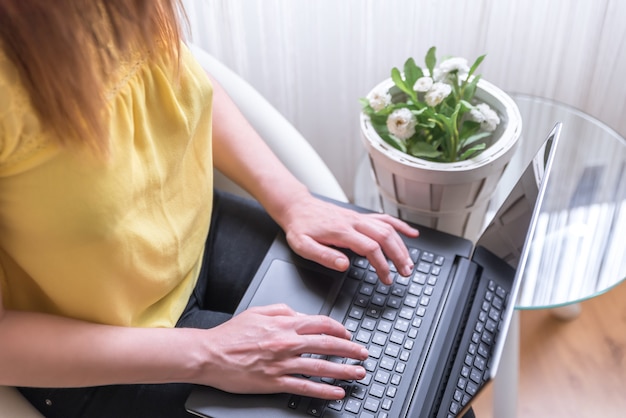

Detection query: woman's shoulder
(0, 46), (51, 173)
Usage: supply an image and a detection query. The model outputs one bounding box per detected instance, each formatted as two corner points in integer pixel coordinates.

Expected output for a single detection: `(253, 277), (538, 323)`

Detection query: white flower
(470, 103), (500, 132)
(424, 82), (452, 107)
(368, 89), (392, 112)
(387, 108), (416, 140)
(433, 57), (470, 82)
(413, 76), (433, 93)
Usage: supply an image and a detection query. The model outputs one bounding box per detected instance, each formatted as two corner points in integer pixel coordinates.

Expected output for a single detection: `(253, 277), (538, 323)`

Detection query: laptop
(186, 123), (562, 418)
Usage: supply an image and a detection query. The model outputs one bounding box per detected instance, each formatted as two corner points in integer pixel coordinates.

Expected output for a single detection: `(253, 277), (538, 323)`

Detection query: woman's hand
(199, 304), (368, 399)
(278, 192), (419, 285)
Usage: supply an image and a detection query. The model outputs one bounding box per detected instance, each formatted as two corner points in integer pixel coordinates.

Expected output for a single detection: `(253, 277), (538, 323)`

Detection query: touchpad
(247, 259), (336, 315)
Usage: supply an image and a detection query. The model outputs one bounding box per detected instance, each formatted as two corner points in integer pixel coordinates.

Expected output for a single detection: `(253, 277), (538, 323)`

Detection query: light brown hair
(0, 0), (185, 153)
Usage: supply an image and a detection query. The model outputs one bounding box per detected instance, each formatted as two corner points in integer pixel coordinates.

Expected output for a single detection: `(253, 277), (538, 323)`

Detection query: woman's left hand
(278, 193), (419, 285)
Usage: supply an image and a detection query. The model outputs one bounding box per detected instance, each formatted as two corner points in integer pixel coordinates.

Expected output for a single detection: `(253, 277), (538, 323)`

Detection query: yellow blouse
(0, 44), (214, 328)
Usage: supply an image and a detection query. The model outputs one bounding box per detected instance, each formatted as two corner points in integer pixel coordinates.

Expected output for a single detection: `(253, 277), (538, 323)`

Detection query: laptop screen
(475, 123), (562, 377)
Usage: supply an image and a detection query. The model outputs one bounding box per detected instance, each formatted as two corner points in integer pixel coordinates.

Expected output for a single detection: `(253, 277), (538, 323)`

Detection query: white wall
(182, 0), (626, 199)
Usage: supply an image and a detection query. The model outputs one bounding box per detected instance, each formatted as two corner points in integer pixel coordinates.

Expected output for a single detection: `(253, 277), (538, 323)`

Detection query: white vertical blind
(182, 0), (626, 199)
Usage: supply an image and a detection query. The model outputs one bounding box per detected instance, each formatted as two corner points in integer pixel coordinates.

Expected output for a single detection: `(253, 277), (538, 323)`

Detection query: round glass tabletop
(354, 94), (626, 309)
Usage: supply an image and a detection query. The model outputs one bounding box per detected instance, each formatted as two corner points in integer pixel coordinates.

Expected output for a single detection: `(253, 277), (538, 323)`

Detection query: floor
(471, 280), (626, 417)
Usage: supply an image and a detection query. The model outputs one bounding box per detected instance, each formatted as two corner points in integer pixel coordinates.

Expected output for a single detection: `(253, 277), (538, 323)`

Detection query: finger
(370, 213), (420, 238)
(277, 375), (350, 400)
(324, 227), (392, 284)
(296, 315), (352, 340)
(287, 233), (352, 272)
(285, 356), (367, 382)
(296, 334), (369, 361)
(294, 315), (353, 340)
(355, 218), (415, 278)
(246, 303), (298, 317)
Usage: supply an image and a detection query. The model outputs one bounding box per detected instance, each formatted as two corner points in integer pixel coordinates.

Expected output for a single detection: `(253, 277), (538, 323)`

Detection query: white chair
(0, 44), (347, 418)
(188, 44), (347, 202)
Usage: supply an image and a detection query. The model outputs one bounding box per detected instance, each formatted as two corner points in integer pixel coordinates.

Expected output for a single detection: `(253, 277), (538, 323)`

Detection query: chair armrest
(188, 44), (348, 203)
(0, 386), (43, 418)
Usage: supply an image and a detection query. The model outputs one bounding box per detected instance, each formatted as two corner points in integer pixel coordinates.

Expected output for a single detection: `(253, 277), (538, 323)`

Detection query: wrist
(259, 184), (312, 230)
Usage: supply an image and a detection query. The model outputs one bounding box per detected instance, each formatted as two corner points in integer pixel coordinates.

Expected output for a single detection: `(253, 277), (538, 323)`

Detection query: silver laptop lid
(477, 122), (562, 378)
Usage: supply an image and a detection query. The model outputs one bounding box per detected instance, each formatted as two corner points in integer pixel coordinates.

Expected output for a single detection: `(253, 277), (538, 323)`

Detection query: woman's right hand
(197, 304), (369, 400)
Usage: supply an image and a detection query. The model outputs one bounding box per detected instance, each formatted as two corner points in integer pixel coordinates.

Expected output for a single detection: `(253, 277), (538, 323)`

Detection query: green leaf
(425, 46), (437, 76)
(383, 133), (408, 153)
(449, 104), (461, 132)
(391, 67), (414, 99)
(359, 97), (373, 111)
(458, 120), (480, 139)
(463, 75), (481, 101)
(410, 107), (427, 117)
(403, 58), (422, 91)
(369, 114), (389, 127)
(458, 100), (474, 112)
(459, 143), (487, 160)
(467, 54), (486, 80)
(408, 141), (442, 159)
(461, 131), (491, 148)
(416, 119), (436, 129)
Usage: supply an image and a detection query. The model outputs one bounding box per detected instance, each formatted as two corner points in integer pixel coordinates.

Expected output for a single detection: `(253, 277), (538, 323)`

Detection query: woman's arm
(209, 74), (419, 283)
(0, 296), (367, 399)
(0, 307), (201, 388)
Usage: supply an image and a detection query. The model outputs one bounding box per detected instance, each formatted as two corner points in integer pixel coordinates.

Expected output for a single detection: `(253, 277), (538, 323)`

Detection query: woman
(0, 1), (423, 416)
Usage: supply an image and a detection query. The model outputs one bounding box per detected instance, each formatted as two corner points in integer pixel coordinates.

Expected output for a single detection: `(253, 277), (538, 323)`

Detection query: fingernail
(335, 257), (348, 270)
(386, 273), (394, 284)
(360, 347), (369, 358)
(332, 386), (346, 397)
(404, 259), (414, 273)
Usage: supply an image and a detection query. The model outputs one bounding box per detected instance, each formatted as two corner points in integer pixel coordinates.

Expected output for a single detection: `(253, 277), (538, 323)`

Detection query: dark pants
(19, 191), (476, 418)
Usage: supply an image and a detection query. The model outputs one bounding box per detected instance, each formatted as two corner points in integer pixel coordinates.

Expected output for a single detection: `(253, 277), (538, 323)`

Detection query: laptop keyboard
(445, 280), (508, 418)
(288, 246), (447, 417)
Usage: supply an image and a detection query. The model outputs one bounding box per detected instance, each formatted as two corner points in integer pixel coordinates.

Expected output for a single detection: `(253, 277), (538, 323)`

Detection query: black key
(470, 368), (483, 384)
(344, 399), (362, 414)
(326, 398), (344, 411)
(363, 358), (377, 372)
(363, 397), (380, 412)
(421, 251), (435, 262)
(381, 309), (397, 321)
(362, 317), (376, 331)
(307, 398), (325, 416)
(351, 384), (367, 399)
(288, 395), (301, 409)
(369, 383), (385, 398)
(353, 257), (369, 269)
(466, 380), (479, 396)
(348, 267), (364, 280)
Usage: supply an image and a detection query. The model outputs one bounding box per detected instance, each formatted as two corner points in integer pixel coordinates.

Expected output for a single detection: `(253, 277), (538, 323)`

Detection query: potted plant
(360, 46), (522, 240)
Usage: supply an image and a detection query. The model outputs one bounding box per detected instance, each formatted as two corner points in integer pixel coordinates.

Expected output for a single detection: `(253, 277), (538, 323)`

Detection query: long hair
(0, 0), (185, 153)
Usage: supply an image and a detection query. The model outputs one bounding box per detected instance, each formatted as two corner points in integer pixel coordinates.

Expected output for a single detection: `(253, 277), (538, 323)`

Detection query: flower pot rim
(361, 77), (522, 173)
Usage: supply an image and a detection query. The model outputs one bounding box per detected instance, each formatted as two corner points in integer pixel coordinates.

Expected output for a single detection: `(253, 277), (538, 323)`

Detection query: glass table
(354, 93), (626, 416)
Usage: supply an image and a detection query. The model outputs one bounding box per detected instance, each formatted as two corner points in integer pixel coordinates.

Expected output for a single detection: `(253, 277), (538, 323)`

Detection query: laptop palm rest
(244, 259), (336, 315)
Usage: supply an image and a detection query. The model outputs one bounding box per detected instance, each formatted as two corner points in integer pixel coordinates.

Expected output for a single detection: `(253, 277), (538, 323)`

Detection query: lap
(20, 384), (194, 418)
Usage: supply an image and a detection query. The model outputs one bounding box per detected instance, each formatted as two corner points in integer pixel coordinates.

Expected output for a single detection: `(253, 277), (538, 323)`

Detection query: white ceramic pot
(360, 77), (522, 241)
